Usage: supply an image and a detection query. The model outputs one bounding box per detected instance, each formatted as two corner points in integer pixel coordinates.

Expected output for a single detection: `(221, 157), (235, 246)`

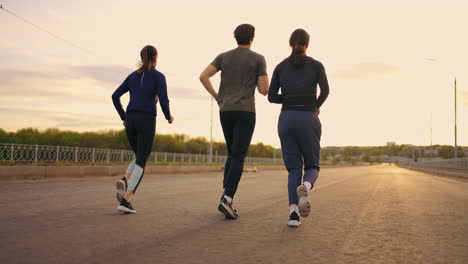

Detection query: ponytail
(290, 44), (306, 66)
(137, 45), (158, 73)
(288, 29), (310, 68)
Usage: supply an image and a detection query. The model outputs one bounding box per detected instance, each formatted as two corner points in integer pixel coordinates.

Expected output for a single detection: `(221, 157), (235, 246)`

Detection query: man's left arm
(256, 56), (269, 96)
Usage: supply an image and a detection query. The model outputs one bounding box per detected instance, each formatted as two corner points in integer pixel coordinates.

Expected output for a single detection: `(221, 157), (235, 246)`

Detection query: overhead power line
(0, 4), (96, 56)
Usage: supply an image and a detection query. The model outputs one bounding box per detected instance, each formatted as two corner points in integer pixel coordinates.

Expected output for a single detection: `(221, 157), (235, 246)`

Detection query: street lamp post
(454, 78), (458, 159)
(209, 97), (213, 163)
(430, 112), (433, 159)
(426, 59), (459, 160)
(425, 58), (437, 160)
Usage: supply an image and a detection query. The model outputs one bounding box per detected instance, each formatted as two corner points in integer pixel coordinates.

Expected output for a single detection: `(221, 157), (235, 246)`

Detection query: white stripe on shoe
(287, 219), (301, 227)
(116, 205), (136, 214)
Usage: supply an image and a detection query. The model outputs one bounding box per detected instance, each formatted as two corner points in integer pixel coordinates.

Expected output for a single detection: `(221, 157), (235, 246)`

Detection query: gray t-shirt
(211, 47), (267, 113)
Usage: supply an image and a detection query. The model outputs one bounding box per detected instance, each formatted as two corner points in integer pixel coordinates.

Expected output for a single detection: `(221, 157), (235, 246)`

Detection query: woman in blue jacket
(112, 45), (174, 214)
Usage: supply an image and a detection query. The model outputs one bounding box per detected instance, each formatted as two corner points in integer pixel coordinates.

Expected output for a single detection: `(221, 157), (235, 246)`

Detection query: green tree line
(0, 128), (280, 158)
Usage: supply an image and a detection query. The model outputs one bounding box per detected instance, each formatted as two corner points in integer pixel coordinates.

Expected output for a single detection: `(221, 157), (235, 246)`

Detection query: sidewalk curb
(0, 165), (285, 181)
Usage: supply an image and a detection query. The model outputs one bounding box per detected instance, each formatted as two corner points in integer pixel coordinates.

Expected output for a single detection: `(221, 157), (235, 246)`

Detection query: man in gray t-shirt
(199, 24), (269, 219)
(211, 46), (267, 112)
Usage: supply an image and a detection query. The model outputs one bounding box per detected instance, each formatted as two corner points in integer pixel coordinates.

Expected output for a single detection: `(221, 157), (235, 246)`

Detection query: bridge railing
(398, 157), (468, 170)
(0, 143), (282, 165)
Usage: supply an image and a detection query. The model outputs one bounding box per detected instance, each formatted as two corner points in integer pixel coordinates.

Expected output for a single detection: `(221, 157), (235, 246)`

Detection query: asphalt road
(1, 165), (467, 264)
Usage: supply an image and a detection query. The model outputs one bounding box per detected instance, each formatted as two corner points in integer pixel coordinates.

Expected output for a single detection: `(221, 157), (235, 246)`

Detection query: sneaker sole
(116, 205), (136, 214)
(288, 220), (301, 227)
(297, 185), (311, 217)
(218, 203), (237, 219)
(226, 209), (238, 219)
(116, 180), (126, 203)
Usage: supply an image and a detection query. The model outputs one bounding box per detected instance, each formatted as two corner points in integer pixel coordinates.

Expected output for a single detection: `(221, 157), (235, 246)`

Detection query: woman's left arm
(316, 63), (329, 108)
(268, 67), (282, 103)
(157, 73), (172, 121)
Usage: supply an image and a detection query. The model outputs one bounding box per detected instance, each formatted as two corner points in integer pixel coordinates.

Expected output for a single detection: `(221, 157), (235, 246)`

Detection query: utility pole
(430, 112), (433, 159)
(454, 77), (458, 159)
(209, 96), (213, 163)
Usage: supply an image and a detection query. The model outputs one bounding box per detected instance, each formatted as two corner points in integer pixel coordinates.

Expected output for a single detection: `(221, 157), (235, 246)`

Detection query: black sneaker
(219, 192), (238, 218)
(116, 198), (136, 214)
(287, 211), (301, 227)
(218, 197), (238, 219)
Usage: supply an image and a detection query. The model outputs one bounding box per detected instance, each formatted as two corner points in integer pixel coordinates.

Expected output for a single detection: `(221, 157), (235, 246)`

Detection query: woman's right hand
(168, 116), (174, 124)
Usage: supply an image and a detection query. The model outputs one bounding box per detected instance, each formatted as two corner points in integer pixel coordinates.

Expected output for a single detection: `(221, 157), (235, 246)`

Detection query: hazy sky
(1, 0), (467, 147)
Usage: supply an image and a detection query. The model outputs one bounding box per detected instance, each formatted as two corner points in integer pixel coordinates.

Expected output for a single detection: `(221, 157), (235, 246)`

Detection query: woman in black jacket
(268, 29), (330, 227)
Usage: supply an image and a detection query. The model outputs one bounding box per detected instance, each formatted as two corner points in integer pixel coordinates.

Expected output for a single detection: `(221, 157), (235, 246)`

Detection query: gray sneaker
(297, 184), (311, 217)
(116, 178), (127, 203)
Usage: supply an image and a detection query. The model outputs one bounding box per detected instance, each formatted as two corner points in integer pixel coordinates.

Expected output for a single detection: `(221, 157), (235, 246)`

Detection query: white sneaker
(297, 184), (311, 217)
(116, 179), (126, 203)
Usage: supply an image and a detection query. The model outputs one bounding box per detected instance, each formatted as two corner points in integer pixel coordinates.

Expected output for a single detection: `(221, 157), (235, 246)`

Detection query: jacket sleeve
(157, 73), (172, 120)
(316, 62), (329, 108)
(112, 76), (129, 121)
(268, 66), (282, 104)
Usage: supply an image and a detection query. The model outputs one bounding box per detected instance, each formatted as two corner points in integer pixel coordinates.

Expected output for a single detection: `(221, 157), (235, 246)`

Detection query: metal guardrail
(0, 143), (282, 165)
(397, 157), (468, 170)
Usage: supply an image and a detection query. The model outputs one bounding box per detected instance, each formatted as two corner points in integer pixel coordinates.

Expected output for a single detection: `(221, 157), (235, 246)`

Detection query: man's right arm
(199, 64), (219, 100)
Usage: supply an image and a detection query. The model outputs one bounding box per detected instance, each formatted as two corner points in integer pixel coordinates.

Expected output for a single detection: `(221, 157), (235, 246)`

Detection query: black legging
(220, 111), (256, 198)
(125, 111), (156, 192)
